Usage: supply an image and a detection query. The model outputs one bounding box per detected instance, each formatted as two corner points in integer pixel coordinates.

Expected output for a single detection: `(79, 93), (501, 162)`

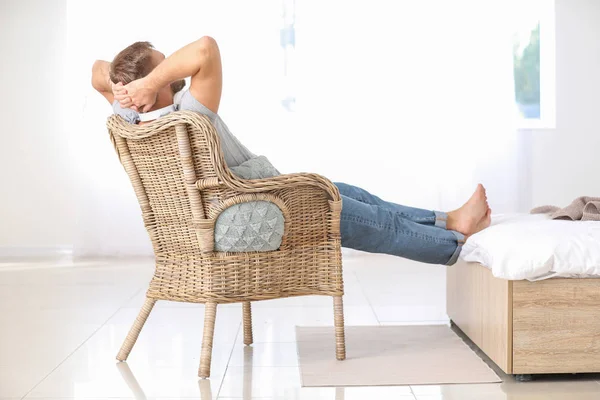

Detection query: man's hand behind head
(112, 82), (131, 108)
(113, 77), (158, 113)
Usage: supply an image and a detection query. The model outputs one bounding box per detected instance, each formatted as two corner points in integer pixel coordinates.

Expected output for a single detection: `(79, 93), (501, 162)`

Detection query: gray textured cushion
(230, 155), (280, 179)
(214, 156), (284, 252)
(214, 201), (285, 252)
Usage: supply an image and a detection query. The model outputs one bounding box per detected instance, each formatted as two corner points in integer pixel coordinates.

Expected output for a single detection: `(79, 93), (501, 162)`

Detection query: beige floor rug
(296, 325), (501, 386)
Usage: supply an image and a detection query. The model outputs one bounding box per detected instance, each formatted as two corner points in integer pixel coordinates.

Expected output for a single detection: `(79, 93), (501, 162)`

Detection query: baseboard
(73, 246), (153, 258)
(0, 245), (74, 259)
(0, 246), (74, 269)
(0, 246), (155, 270)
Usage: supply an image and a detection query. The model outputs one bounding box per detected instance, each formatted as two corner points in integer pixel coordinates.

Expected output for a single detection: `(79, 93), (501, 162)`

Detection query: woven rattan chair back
(107, 111), (346, 377)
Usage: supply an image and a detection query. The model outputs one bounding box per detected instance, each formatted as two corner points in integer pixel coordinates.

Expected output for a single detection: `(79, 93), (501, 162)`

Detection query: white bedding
(460, 214), (600, 281)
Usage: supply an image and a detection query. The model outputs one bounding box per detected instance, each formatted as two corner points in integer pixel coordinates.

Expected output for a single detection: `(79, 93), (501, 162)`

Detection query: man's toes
(476, 185), (487, 201)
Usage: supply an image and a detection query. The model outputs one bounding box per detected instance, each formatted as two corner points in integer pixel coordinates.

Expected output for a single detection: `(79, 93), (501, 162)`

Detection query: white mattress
(460, 214), (600, 281)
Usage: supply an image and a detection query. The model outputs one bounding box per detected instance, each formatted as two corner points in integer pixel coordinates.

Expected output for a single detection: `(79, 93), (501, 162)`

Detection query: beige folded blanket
(531, 196), (600, 221)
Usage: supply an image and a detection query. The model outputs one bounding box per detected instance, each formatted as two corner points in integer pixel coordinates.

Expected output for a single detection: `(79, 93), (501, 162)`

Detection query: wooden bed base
(447, 261), (600, 375)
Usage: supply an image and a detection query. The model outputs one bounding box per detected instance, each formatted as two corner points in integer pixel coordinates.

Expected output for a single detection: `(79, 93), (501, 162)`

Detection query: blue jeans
(335, 182), (464, 265)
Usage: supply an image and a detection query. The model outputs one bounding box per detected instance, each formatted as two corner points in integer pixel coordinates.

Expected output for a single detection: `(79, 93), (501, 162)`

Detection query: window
(512, 0), (555, 128)
(280, 0), (296, 112)
(281, 0), (555, 127)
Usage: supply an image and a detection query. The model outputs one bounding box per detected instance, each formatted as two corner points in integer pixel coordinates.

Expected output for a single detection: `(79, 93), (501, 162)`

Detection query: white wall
(0, 0), (74, 253)
(531, 0), (600, 206)
(66, 0), (288, 256)
(4, 0), (584, 257)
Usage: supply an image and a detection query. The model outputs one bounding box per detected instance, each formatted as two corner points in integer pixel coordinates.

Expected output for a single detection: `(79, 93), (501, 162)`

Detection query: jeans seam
(341, 214), (456, 245)
(397, 212), (435, 223)
(346, 197), (435, 224)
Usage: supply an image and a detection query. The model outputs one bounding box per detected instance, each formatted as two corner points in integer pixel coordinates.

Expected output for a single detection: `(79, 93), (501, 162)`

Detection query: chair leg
(116, 297), (156, 361)
(199, 302), (218, 378)
(333, 296), (346, 360)
(242, 302), (253, 346)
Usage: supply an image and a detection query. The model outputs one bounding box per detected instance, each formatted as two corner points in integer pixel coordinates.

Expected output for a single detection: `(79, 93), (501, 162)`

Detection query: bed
(447, 214), (600, 378)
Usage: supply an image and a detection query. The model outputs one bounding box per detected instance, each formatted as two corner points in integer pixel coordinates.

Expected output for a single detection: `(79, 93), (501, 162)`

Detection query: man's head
(109, 41), (185, 97)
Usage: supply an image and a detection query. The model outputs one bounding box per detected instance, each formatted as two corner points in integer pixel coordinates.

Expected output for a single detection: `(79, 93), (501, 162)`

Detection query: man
(92, 37), (491, 266)
(92, 38), (254, 167)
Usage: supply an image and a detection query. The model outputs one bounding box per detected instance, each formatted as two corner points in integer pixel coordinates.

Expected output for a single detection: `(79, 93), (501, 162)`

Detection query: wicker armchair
(107, 111), (346, 378)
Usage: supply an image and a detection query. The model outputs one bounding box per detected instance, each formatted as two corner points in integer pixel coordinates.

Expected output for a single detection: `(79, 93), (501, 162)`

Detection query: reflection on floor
(1, 251), (600, 399)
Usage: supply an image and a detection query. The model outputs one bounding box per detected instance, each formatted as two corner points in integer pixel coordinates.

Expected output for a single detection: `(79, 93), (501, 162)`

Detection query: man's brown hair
(109, 41), (185, 94)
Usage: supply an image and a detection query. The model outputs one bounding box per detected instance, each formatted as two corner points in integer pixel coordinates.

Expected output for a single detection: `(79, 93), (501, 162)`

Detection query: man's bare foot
(446, 184), (489, 236)
(472, 208), (492, 236)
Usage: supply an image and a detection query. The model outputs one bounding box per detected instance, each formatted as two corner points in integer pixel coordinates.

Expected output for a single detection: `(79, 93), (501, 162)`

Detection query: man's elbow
(196, 36), (218, 58)
(91, 73), (101, 91)
(91, 60), (104, 90)
(92, 60), (101, 85)
(92, 60), (104, 75)
(198, 36), (217, 49)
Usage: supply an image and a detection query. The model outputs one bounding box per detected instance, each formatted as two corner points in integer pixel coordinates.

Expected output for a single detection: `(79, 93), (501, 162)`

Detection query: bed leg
(515, 374), (533, 382)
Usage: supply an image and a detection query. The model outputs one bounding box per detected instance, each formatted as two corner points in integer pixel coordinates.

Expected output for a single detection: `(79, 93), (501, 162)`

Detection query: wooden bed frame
(447, 260), (600, 377)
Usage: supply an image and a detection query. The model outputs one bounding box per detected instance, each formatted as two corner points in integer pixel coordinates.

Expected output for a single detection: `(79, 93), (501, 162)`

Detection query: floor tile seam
(216, 319), (243, 398)
(352, 270), (381, 324)
(19, 285), (146, 399)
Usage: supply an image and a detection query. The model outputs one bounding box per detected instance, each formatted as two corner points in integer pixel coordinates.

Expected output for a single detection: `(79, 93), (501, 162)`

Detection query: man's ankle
(446, 210), (458, 232)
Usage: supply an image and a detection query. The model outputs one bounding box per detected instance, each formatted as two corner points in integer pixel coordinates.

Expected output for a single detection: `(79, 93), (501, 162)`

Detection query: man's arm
(91, 60), (114, 104)
(118, 37), (222, 113)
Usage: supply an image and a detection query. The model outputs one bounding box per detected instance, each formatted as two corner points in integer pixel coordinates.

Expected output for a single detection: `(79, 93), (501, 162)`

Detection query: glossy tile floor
(2, 251), (600, 399)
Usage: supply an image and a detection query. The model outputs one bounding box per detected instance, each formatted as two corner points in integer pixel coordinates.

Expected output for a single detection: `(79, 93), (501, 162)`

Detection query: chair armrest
(219, 172), (341, 203)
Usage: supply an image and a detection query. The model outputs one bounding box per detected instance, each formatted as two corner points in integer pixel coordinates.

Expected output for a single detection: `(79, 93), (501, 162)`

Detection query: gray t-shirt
(112, 89), (256, 167)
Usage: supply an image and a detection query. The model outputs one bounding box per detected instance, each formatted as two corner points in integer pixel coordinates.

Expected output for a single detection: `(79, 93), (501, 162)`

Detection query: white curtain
(66, 0), (521, 256)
